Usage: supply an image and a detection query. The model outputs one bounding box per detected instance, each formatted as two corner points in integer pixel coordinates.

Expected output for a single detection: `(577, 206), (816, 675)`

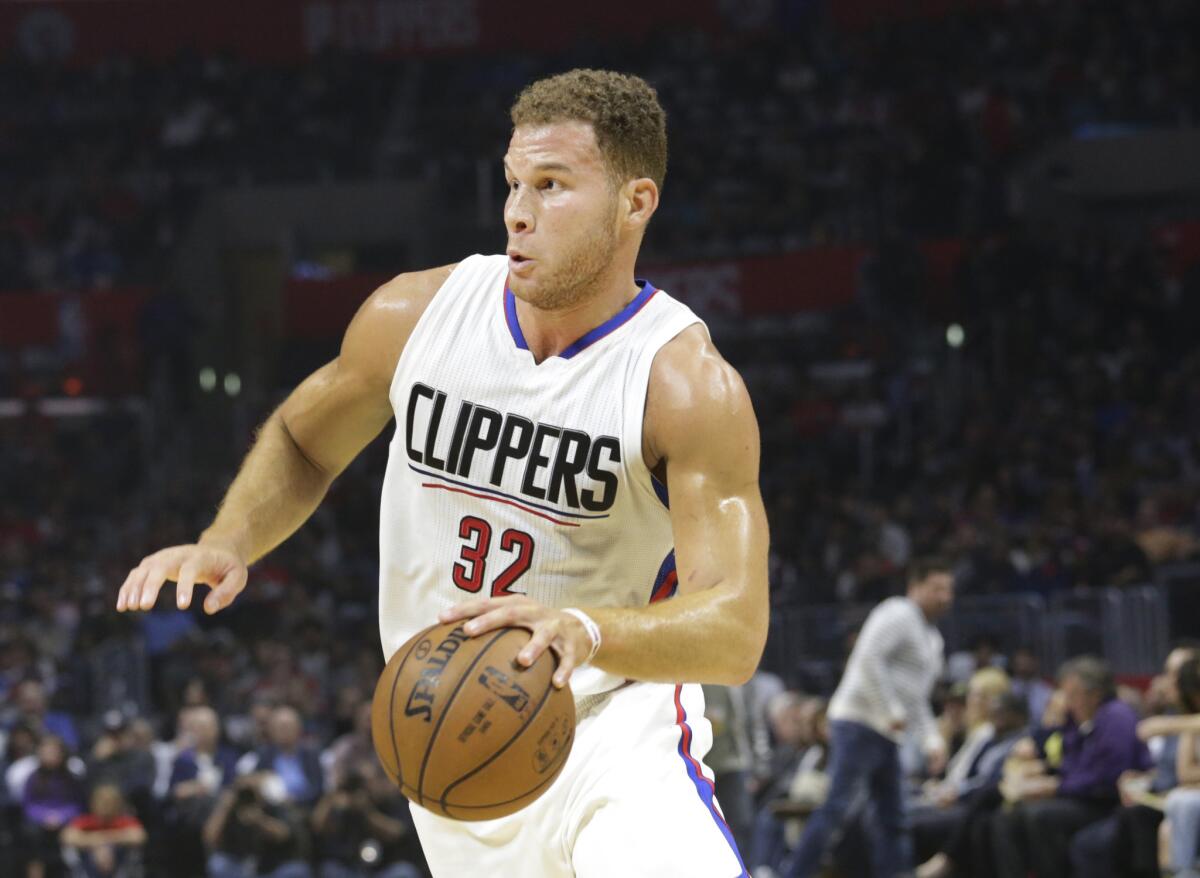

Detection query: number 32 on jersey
(452, 515), (534, 597)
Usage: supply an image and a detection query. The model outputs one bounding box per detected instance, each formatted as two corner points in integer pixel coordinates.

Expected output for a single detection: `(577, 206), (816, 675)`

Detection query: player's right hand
(116, 543), (248, 615)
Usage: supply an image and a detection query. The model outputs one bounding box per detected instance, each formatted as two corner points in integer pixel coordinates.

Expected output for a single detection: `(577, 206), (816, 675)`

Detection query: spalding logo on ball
(372, 622), (576, 821)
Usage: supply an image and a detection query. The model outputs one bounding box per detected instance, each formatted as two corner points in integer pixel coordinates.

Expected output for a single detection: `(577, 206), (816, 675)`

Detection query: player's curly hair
(510, 68), (667, 192)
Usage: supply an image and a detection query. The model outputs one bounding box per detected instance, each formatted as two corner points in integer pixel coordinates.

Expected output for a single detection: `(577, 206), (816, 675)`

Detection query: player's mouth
(508, 252), (535, 274)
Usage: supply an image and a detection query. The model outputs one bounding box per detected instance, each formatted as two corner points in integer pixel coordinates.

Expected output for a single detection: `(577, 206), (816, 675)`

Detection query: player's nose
(504, 191), (534, 234)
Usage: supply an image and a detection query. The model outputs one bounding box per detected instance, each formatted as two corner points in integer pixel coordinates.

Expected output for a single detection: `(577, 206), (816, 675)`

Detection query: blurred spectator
(928, 668), (1011, 804)
(202, 773), (312, 878)
(915, 692), (1030, 878)
(310, 769), (421, 878)
(60, 783), (147, 878)
(992, 656), (1152, 878)
(934, 685), (968, 763)
(321, 703), (377, 797)
(87, 715), (156, 822)
(22, 735), (87, 878)
(1009, 647), (1054, 728)
(9, 681), (80, 754)
(702, 683), (757, 854)
(166, 705), (241, 873)
(238, 707), (323, 808)
(2, 722), (42, 804)
(744, 671), (786, 783)
(171, 706), (239, 804)
(1070, 644), (1200, 877)
(1165, 784), (1200, 878)
(753, 699), (850, 878)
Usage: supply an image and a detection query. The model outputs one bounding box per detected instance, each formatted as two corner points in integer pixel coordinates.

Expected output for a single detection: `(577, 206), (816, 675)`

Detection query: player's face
(503, 121), (622, 310)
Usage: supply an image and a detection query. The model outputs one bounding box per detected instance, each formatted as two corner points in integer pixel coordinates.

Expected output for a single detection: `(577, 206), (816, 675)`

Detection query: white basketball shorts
(409, 680), (749, 877)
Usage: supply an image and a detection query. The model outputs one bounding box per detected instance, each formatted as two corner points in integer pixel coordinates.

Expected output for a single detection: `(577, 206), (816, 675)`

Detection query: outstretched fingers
(117, 556), (173, 612)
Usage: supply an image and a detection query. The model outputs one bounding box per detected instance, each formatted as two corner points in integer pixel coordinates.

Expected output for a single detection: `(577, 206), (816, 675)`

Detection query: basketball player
(116, 69), (768, 877)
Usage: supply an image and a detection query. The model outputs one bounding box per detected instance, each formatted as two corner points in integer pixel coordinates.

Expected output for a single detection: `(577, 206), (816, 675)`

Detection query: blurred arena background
(2, 0), (1200, 876)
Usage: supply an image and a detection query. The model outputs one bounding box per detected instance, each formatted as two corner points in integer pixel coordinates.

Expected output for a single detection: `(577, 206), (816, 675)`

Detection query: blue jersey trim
(651, 474), (669, 509)
(503, 278), (658, 359)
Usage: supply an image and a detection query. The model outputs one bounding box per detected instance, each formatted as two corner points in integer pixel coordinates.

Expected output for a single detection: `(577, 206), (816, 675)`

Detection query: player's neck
(515, 268), (644, 363)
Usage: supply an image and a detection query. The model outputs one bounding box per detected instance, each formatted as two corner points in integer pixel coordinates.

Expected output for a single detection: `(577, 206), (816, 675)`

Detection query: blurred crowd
(0, 50), (395, 292)
(756, 229), (1200, 608)
(0, 589), (428, 877)
(721, 643), (1200, 878)
(3, 0), (1199, 288)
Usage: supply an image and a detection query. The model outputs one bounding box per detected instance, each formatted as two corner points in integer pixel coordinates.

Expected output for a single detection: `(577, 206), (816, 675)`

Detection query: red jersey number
(451, 517), (535, 597)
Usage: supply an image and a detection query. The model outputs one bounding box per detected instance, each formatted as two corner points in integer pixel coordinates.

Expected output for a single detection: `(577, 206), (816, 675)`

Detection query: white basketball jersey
(377, 254), (704, 699)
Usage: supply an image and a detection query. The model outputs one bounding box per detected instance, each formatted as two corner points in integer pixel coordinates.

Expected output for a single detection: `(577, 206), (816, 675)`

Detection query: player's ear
(623, 177), (659, 231)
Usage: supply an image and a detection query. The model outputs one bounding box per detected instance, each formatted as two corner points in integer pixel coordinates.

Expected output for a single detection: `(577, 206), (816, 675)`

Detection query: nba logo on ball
(372, 621), (576, 820)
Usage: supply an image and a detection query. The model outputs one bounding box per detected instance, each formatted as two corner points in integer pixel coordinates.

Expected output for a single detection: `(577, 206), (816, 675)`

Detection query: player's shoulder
(648, 324), (751, 420)
(340, 262), (458, 380)
(644, 324), (756, 464)
(366, 262), (460, 324)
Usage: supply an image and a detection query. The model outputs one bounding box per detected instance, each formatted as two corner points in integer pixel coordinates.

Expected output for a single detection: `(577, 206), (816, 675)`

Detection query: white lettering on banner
(648, 262), (743, 321)
(304, 0), (479, 54)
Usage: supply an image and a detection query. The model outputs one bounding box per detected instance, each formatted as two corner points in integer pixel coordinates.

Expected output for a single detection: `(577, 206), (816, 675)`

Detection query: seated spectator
(1164, 785), (1200, 878)
(749, 700), (862, 878)
(22, 735), (87, 878)
(87, 714), (157, 822)
(1069, 643), (1199, 878)
(166, 705), (240, 873)
(1009, 647), (1053, 726)
(2, 721), (41, 805)
(9, 680), (79, 754)
(202, 772), (312, 878)
(746, 692), (814, 877)
(935, 685), (968, 764)
(171, 706), (239, 804)
(1132, 655), (1200, 878)
(916, 692), (1031, 877)
(310, 769), (422, 878)
(934, 669), (1011, 797)
(702, 682), (757, 853)
(322, 703), (377, 796)
(237, 706), (323, 808)
(60, 782), (147, 878)
(991, 656), (1152, 878)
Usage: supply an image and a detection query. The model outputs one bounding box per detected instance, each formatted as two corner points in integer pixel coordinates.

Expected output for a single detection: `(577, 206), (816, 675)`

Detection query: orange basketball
(371, 621), (576, 821)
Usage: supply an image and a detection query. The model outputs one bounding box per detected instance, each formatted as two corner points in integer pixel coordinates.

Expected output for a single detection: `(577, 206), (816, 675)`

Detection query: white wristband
(563, 608), (602, 665)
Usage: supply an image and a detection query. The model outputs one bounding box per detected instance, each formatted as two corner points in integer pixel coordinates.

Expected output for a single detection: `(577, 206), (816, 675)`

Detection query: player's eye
(539, 179), (559, 190)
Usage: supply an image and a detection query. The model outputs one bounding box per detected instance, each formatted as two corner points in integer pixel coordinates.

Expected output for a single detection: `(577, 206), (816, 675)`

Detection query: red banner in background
(645, 246), (867, 318)
(284, 272), (389, 339)
(0, 0), (772, 66)
(0, 292), (58, 347)
(1, 288), (150, 349)
(280, 247), (869, 337)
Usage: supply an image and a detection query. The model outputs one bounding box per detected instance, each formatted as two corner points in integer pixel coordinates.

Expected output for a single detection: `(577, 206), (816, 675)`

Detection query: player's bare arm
(440, 324), (770, 687)
(115, 264), (454, 615)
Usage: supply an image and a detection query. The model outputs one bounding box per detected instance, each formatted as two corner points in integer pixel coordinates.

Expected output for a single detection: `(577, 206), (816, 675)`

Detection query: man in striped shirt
(786, 557), (954, 878)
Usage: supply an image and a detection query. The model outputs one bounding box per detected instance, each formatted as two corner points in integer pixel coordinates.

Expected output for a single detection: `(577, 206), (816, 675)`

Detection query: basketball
(371, 621), (576, 821)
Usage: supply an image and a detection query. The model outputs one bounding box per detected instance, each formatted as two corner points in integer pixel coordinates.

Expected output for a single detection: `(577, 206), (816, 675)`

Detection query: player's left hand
(438, 596), (594, 689)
